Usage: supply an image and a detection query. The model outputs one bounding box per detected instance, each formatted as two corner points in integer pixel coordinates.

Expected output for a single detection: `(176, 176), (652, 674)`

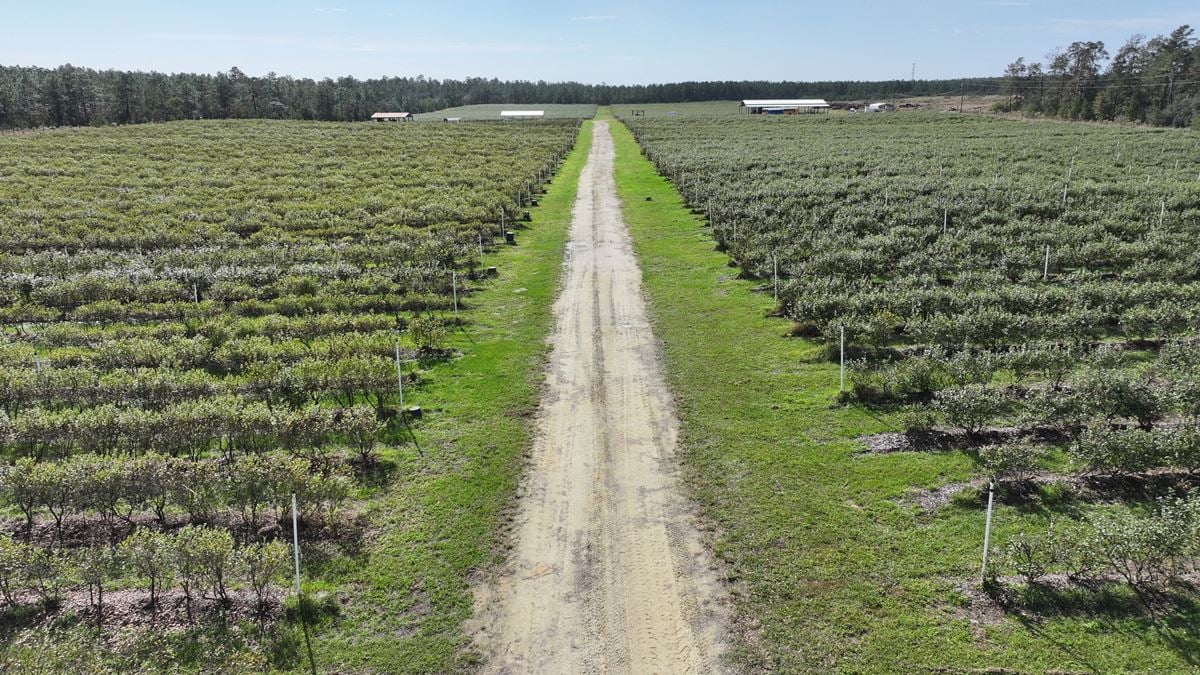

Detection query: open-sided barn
(741, 99), (830, 114)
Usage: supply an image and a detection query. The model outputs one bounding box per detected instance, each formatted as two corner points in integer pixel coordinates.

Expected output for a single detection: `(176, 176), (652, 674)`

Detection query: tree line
(997, 24), (1199, 126)
(0, 63), (996, 128)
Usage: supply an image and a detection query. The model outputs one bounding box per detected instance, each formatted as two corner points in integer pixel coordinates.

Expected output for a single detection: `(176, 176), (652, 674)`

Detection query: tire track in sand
(472, 121), (728, 674)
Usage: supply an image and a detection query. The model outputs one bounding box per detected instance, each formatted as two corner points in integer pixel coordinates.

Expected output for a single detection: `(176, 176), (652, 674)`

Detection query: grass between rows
(303, 120), (593, 672)
(604, 110), (1197, 672)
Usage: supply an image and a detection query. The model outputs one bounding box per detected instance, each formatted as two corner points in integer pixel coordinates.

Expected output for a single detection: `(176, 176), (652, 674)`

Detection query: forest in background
(2, 24), (1196, 130)
(0, 65), (992, 128)
(996, 25), (1199, 127)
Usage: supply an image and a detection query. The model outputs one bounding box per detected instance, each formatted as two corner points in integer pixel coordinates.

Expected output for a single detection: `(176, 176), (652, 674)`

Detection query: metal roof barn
(500, 110), (545, 119)
(370, 112), (413, 121)
(741, 99), (830, 114)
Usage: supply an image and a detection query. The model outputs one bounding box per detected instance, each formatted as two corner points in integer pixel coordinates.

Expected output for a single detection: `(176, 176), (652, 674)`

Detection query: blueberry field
(620, 110), (1200, 668)
(0, 118), (580, 669)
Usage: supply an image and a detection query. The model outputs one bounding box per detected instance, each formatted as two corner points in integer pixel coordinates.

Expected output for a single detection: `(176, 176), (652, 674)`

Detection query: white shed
(500, 110), (545, 119)
(741, 99), (830, 114)
(370, 112), (413, 122)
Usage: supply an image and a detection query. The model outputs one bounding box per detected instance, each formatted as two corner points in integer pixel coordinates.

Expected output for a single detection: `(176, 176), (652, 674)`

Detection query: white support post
(452, 271), (459, 318)
(1043, 245), (1050, 281)
(980, 481), (995, 584)
(395, 342), (405, 410)
(291, 492), (301, 595)
(942, 208), (948, 233)
(478, 232), (484, 258)
(839, 325), (846, 393)
(1159, 199), (1166, 227)
(772, 253), (779, 304)
(193, 283), (199, 303)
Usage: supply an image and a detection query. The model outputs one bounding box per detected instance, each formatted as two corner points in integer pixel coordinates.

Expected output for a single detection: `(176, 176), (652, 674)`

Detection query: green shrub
(409, 314), (448, 352)
(1071, 425), (1166, 475)
(1000, 525), (1067, 584)
(978, 442), (1044, 481)
(934, 384), (1005, 434)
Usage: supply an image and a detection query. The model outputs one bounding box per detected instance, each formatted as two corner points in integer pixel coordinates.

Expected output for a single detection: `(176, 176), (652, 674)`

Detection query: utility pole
(959, 80), (966, 113)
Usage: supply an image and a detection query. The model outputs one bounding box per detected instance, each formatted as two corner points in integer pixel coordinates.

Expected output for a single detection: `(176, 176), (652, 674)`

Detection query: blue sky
(3, 1), (1198, 83)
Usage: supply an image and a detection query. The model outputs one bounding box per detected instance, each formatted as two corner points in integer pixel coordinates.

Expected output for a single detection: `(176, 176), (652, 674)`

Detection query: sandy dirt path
(472, 121), (728, 673)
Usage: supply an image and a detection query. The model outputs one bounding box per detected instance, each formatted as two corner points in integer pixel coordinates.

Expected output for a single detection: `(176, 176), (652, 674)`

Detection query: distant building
(443, 117), (463, 122)
(500, 110), (545, 119)
(866, 102), (896, 113)
(371, 112), (413, 122)
(741, 99), (830, 114)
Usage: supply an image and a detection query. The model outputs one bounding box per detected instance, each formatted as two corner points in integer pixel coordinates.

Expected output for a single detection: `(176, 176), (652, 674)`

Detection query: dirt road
(472, 121), (728, 673)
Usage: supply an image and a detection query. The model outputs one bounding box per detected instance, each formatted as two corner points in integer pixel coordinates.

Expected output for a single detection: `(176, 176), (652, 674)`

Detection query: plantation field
(415, 103), (597, 121)
(0, 118), (584, 670)
(612, 110), (1200, 668)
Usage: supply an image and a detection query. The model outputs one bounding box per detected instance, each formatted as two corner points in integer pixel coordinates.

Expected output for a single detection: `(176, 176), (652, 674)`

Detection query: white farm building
(741, 99), (830, 115)
(370, 112), (414, 122)
(500, 110), (545, 119)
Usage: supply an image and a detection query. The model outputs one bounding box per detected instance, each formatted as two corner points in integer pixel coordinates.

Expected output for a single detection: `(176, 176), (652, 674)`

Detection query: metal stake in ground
(291, 491), (301, 594)
(395, 341), (405, 410)
(839, 325), (846, 393)
(1043, 245), (1050, 281)
(772, 253), (779, 304)
(980, 481), (996, 584)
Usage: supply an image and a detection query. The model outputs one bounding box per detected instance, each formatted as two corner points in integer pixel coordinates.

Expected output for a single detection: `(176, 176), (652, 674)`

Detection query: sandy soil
(471, 121), (728, 673)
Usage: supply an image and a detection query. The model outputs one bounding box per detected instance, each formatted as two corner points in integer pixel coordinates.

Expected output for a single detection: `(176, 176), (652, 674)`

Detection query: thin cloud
(318, 40), (591, 54)
(153, 33), (306, 45)
(571, 15), (618, 22)
(313, 7), (347, 13)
